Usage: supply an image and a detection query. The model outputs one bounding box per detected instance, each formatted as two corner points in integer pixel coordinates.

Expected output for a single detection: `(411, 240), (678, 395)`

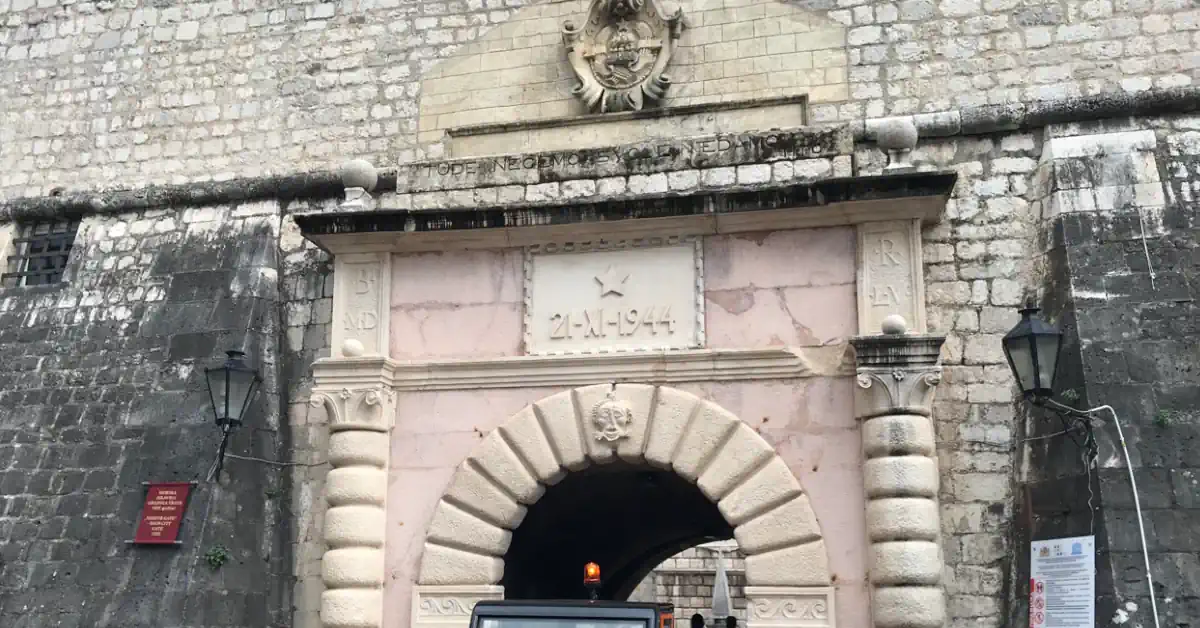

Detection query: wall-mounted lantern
(204, 349), (262, 479)
(1001, 305), (1064, 400)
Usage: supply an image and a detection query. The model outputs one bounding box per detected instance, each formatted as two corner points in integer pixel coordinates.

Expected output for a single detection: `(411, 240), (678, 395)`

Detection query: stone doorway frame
(300, 134), (956, 628)
(414, 383), (835, 628)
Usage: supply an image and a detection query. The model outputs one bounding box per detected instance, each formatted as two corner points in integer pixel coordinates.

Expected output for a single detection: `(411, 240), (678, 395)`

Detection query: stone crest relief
(562, 0), (685, 113)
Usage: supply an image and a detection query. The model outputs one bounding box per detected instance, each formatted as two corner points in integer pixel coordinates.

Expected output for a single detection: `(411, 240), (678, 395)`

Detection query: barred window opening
(2, 219), (81, 288)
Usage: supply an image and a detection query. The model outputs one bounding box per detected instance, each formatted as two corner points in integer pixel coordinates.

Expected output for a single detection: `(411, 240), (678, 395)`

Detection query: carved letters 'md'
(562, 0), (684, 113)
(332, 253), (391, 358)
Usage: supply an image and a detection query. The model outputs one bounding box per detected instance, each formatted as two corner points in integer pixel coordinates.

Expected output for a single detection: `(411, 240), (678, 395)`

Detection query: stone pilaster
(850, 318), (947, 628)
(310, 359), (397, 628)
(331, 160), (390, 360)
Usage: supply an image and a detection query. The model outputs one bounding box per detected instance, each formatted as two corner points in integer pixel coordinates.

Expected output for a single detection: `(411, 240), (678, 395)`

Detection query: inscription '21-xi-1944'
(547, 265), (677, 341)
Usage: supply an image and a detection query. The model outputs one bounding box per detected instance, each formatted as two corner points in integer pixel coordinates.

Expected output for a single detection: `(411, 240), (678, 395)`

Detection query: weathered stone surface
(416, 543), (504, 586)
(698, 423), (777, 501)
(467, 431), (544, 505)
(743, 540), (830, 586)
(0, 202), (309, 628)
(718, 457), (804, 526)
(425, 501), (512, 557)
(733, 495), (822, 554)
(442, 463), (527, 530)
(2, 3), (1200, 623)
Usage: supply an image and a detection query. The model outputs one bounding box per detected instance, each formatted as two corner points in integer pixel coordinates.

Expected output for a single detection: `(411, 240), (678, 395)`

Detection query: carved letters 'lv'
(562, 0), (684, 113)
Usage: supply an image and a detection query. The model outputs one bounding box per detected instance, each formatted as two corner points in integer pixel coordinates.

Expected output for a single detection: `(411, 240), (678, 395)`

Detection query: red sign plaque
(132, 482), (194, 545)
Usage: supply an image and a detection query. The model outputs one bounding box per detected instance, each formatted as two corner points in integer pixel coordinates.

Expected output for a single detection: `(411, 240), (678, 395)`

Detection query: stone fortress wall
(0, 1), (1197, 628)
(2, 0), (1200, 197)
(628, 542), (750, 625)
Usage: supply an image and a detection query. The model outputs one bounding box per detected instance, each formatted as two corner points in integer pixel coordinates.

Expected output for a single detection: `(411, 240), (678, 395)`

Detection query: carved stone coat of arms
(562, 0), (685, 113)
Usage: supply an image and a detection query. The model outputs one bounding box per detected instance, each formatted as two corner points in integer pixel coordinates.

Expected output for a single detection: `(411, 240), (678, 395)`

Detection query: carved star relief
(594, 265), (629, 297)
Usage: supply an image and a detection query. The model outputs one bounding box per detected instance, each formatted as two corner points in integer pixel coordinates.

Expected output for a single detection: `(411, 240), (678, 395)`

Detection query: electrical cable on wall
(1039, 397), (1161, 628)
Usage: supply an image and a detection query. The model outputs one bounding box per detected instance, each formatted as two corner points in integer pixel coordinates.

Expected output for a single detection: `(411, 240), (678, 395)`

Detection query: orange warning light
(584, 562), (601, 585)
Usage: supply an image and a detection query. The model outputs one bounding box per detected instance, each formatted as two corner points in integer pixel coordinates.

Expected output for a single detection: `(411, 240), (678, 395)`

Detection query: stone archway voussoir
(733, 494), (821, 554)
(532, 390), (589, 471)
(643, 386), (702, 469)
(426, 500), (513, 557)
(697, 422), (777, 502)
(672, 400), (739, 482)
(442, 463), (527, 529)
(744, 540), (831, 586)
(614, 384), (657, 463)
(468, 430), (545, 505)
(498, 406), (566, 486)
(418, 542), (505, 585)
(718, 456), (803, 526)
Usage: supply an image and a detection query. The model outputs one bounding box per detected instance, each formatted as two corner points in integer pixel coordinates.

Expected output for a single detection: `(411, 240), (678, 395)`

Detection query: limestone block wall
(280, 208), (339, 628)
(629, 543), (750, 624)
(415, 0), (848, 141)
(1009, 118), (1200, 628)
(855, 134), (1041, 624)
(4, 0), (1200, 197)
(0, 196), (338, 628)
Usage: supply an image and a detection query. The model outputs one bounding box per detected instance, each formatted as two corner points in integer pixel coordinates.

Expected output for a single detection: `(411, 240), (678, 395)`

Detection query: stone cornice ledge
(4, 87), (1197, 222)
(297, 171), (957, 254)
(311, 346), (854, 392)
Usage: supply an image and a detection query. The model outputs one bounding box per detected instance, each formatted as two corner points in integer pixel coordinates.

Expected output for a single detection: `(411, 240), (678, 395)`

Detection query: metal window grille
(1, 219), (80, 288)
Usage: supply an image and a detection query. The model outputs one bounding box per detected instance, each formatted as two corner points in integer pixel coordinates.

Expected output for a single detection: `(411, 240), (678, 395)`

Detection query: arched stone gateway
(414, 384), (834, 628)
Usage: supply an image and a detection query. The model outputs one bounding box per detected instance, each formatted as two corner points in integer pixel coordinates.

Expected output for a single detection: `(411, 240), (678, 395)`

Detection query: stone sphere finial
(875, 117), (919, 152)
(339, 159), (378, 192)
(342, 338), (366, 357)
(881, 314), (909, 336)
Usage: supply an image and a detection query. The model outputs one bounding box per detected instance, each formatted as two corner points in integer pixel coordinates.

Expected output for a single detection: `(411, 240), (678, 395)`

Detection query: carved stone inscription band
(850, 325), (947, 628)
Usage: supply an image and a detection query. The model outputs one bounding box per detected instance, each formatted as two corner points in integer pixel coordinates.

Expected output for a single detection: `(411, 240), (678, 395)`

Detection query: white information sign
(525, 241), (703, 354)
(1029, 535), (1095, 628)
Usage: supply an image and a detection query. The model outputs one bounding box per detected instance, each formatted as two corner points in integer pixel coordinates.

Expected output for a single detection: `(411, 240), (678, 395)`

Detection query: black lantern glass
(1001, 306), (1063, 399)
(205, 349), (262, 430)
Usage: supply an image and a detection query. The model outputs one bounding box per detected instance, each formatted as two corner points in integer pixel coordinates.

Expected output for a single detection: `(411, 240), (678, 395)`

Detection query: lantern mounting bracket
(1028, 395), (1099, 459)
(204, 348), (263, 483)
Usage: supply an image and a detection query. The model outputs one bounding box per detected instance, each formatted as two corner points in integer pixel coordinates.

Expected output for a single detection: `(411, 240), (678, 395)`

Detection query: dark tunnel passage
(502, 461), (733, 601)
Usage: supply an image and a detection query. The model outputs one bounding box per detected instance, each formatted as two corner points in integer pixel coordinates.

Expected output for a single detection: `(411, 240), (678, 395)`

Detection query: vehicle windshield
(479, 618), (646, 628)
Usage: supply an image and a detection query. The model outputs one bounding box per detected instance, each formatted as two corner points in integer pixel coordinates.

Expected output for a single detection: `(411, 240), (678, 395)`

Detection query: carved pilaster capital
(854, 366), (943, 418)
(310, 385), (396, 432)
(851, 330), (945, 418)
